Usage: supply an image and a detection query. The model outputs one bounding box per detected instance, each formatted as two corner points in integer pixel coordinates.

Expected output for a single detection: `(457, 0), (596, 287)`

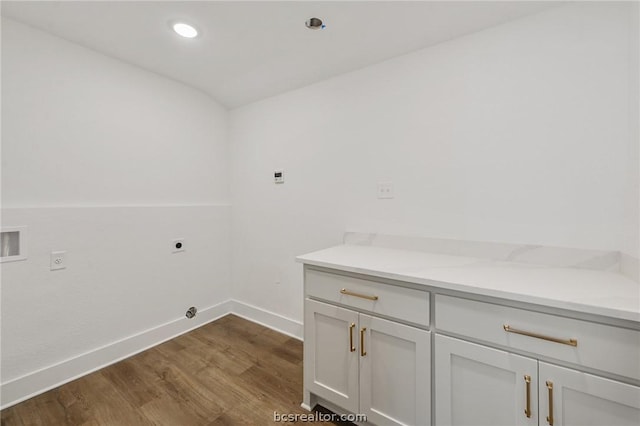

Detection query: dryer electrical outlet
(171, 239), (185, 253)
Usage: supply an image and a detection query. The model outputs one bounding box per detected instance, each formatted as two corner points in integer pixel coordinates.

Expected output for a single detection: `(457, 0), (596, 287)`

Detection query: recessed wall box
(1, 226), (27, 262)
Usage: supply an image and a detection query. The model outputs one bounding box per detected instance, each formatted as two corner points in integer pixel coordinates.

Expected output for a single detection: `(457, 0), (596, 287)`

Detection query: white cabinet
(304, 297), (430, 426)
(304, 300), (359, 413)
(436, 335), (640, 426)
(435, 295), (640, 381)
(301, 263), (640, 426)
(435, 334), (538, 426)
(539, 362), (640, 426)
(359, 313), (430, 426)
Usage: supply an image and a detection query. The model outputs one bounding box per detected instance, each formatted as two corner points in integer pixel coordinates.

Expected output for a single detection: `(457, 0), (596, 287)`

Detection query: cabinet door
(539, 362), (640, 426)
(359, 314), (430, 426)
(304, 299), (359, 413)
(435, 334), (538, 426)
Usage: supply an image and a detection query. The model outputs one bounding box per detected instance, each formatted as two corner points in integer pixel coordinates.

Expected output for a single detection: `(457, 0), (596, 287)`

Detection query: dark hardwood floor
(1, 315), (336, 425)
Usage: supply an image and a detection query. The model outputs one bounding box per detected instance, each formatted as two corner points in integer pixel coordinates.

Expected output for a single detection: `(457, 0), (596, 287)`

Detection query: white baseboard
(0, 299), (302, 410)
(229, 299), (303, 341)
(0, 300), (232, 410)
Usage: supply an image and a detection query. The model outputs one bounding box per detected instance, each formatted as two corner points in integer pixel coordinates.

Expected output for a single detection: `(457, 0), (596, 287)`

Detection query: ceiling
(1, 1), (558, 109)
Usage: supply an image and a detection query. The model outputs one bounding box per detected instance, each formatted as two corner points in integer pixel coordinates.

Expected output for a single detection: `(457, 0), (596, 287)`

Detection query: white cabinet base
(300, 262), (640, 426)
(304, 299), (359, 413)
(304, 296), (430, 426)
(539, 362), (640, 426)
(435, 334), (538, 426)
(360, 314), (430, 426)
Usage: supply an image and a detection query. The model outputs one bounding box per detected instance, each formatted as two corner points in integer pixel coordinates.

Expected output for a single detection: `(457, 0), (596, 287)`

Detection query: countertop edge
(297, 256), (640, 324)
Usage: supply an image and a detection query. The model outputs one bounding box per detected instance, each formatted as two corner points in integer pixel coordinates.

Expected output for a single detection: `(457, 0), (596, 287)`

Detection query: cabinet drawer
(435, 295), (640, 380)
(305, 268), (429, 326)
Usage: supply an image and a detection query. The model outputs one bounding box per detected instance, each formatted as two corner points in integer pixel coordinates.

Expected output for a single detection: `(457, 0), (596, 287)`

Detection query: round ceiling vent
(305, 17), (325, 30)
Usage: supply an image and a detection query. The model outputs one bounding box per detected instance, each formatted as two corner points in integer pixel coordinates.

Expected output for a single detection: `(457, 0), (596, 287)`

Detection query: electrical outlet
(171, 238), (185, 253)
(50, 251), (66, 270)
(377, 181), (394, 199)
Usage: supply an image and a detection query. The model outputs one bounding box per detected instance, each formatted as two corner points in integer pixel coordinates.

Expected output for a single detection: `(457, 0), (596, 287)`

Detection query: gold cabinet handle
(524, 374), (531, 418)
(504, 325), (577, 347)
(349, 323), (356, 352)
(546, 381), (554, 426)
(360, 327), (367, 356)
(524, 375), (531, 418)
(340, 288), (379, 301)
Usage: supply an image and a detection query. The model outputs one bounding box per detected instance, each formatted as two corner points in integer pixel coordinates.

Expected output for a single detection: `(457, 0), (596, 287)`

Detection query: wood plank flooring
(1, 315), (338, 425)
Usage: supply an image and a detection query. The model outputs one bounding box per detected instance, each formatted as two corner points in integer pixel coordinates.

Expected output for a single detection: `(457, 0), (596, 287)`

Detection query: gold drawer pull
(546, 380), (554, 426)
(340, 288), (379, 301)
(524, 375), (531, 418)
(503, 325), (578, 347)
(349, 323), (356, 352)
(360, 327), (367, 356)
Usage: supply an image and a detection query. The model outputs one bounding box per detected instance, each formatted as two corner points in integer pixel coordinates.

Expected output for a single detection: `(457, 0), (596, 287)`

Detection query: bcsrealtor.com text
(273, 411), (367, 423)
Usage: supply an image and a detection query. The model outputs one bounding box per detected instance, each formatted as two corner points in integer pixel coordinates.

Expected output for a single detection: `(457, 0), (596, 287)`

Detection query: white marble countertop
(297, 245), (640, 323)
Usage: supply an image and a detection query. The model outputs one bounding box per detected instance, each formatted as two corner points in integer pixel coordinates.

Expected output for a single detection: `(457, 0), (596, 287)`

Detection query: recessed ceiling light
(173, 22), (198, 38)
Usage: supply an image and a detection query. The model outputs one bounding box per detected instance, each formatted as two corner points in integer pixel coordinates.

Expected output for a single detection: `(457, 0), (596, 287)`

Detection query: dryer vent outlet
(185, 307), (197, 319)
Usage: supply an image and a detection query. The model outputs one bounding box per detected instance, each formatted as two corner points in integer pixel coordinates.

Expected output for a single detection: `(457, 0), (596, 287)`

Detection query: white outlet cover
(377, 181), (394, 199)
(50, 251), (66, 270)
(171, 238), (185, 253)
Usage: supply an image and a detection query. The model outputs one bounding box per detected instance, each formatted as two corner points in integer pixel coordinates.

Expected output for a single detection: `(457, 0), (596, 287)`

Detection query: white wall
(1, 18), (231, 405)
(623, 1), (640, 278)
(1, 19), (229, 206)
(229, 2), (639, 323)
